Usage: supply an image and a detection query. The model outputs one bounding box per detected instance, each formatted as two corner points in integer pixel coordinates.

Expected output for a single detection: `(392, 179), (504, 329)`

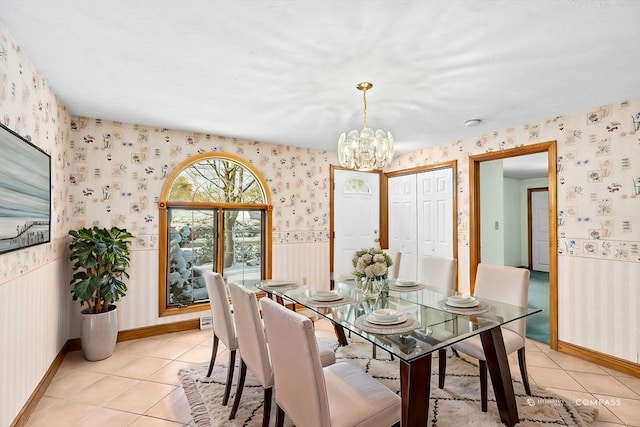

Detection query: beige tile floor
(25, 320), (640, 427)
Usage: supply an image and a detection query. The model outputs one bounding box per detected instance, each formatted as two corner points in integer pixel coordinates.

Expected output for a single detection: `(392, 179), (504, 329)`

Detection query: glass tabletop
(255, 279), (541, 363)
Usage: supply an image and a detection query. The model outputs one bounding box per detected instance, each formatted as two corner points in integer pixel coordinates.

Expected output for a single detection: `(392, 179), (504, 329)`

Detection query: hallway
(526, 270), (550, 344)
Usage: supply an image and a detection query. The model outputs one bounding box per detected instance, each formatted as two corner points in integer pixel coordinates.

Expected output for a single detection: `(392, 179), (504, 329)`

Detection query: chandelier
(338, 82), (394, 171)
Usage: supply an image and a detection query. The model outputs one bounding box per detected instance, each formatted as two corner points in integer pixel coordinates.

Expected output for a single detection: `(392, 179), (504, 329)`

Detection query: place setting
(305, 290), (352, 307)
(355, 308), (420, 334)
(388, 278), (426, 292)
(438, 294), (490, 315)
(260, 280), (298, 290)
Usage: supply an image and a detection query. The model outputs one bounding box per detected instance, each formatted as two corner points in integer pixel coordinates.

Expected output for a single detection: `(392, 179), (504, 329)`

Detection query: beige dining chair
(260, 298), (401, 427)
(418, 255), (456, 292)
(227, 283), (336, 425)
(418, 255), (458, 369)
(227, 282), (274, 426)
(203, 271), (238, 406)
(438, 263), (532, 412)
(387, 250), (402, 281)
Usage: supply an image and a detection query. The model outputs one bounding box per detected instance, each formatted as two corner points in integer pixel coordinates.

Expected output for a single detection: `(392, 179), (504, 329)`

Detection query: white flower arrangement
(352, 248), (393, 281)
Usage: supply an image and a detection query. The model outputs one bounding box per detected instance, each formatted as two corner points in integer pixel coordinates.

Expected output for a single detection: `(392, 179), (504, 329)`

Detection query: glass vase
(373, 277), (389, 296)
(356, 276), (386, 299)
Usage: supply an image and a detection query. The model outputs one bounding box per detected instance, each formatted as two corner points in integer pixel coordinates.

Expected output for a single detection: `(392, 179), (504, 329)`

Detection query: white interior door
(417, 168), (453, 259)
(388, 174), (417, 280)
(531, 189), (550, 272)
(333, 170), (380, 279)
(388, 168), (453, 281)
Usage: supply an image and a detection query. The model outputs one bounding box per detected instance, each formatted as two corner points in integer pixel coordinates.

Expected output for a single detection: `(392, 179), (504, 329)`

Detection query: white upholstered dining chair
(417, 255), (456, 292)
(438, 263), (532, 412)
(227, 283), (336, 425)
(203, 271), (238, 406)
(419, 255), (458, 367)
(260, 297), (401, 427)
(388, 250), (402, 281)
(227, 282), (274, 426)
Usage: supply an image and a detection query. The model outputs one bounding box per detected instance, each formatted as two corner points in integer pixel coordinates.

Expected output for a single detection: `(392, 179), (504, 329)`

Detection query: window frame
(158, 152), (273, 317)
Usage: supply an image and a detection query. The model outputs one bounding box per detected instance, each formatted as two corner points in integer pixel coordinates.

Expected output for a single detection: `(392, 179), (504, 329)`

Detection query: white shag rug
(179, 337), (597, 427)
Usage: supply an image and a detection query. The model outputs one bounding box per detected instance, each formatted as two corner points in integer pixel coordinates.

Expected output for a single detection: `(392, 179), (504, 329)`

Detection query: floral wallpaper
(0, 24), (71, 285)
(67, 117), (336, 248)
(389, 98), (640, 265)
(1, 18), (638, 426)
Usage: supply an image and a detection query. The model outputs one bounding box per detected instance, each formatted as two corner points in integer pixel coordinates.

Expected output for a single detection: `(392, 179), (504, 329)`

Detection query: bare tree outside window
(159, 154), (270, 312)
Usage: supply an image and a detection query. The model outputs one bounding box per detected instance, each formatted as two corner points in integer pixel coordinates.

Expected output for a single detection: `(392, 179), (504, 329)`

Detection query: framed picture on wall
(0, 124), (51, 254)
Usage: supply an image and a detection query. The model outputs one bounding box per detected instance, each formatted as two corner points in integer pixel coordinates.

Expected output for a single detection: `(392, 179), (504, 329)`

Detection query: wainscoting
(271, 241), (330, 289)
(558, 257), (639, 364)
(0, 259), (70, 427)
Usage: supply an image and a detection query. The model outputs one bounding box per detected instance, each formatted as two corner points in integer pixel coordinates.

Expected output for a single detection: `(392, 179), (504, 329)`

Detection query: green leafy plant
(69, 226), (134, 313)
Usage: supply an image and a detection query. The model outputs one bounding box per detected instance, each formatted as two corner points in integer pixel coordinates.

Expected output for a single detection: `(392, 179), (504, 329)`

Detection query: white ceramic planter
(81, 305), (118, 361)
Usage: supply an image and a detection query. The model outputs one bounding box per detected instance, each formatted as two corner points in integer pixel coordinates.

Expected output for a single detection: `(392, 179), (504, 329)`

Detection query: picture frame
(0, 124), (51, 254)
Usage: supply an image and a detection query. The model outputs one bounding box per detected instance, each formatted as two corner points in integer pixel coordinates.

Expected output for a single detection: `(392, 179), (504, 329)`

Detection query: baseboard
(10, 319), (201, 427)
(558, 340), (640, 377)
(10, 343), (70, 427)
(117, 318), (200, 342)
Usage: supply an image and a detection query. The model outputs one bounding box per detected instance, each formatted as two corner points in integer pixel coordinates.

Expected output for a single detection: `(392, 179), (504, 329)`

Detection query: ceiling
(501, 152), (549, 180)
(1, 0), (639, 164)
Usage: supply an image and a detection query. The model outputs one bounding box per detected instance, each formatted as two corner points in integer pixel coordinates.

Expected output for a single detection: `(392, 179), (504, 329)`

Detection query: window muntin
(159, 153), (271, 315)
(169, 158), (266, 203)
(343, 177), (371, 194)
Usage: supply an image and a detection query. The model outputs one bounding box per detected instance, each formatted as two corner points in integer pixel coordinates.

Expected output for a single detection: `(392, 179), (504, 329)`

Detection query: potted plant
(69, 226), (134, 361)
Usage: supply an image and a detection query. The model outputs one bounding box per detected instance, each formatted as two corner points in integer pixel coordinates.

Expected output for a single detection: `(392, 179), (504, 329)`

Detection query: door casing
(330, 166), (383, 276)
(469, 141), (558, 350)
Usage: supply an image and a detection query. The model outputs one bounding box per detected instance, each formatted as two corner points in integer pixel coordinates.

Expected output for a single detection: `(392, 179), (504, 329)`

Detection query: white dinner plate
(312, 291), (343, 302)
(312, 296), (343, 302)
(447, 295), (475, 304)
(315, 290), (338, 297)
(372, 309), (399, 317)
(394, 280), (417, 287)
(445, 297), (480, 308)
(366, 313), (408, 325)
(264, 281), (296, 287)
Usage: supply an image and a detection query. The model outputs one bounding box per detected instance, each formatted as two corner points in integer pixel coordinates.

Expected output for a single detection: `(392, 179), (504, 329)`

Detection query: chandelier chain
(362, 88), (368, 129)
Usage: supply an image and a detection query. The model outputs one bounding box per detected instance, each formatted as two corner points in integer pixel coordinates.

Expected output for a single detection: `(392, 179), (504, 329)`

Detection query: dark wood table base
(397, 326), (519, 427)
(333, 323), (349, 346)
(480, 327), (519, 426)
(261, 287), (520, 427)
(399, 354), (432, 426)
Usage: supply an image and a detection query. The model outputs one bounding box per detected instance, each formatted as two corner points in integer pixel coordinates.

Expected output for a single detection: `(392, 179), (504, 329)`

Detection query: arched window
(158, 152), (272, 316)
(343, 177), (371, 194)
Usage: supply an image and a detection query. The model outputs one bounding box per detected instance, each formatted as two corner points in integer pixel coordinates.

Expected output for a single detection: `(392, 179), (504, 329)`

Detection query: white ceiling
(1, 0), (639, 163)
(502, 152), (549, 180)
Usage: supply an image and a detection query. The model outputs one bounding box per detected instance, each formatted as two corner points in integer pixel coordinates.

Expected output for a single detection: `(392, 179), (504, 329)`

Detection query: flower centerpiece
(352, 247), (393, 298)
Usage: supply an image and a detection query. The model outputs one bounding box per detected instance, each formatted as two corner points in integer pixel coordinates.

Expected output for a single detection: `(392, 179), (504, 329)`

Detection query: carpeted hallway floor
(527, 270), (550, 344)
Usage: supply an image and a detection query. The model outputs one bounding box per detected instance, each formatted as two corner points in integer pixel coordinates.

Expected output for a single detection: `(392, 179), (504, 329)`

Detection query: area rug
(179, 337), (597, 427)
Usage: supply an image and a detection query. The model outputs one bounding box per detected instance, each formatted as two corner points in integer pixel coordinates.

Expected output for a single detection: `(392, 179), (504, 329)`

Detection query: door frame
(384, 161), (459, 285)
(469, 141), (558, 349)
(528, 187), (549, 270)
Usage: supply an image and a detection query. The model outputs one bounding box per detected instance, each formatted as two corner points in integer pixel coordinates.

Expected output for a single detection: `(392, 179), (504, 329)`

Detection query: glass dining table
(255, 279), (541, 427)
